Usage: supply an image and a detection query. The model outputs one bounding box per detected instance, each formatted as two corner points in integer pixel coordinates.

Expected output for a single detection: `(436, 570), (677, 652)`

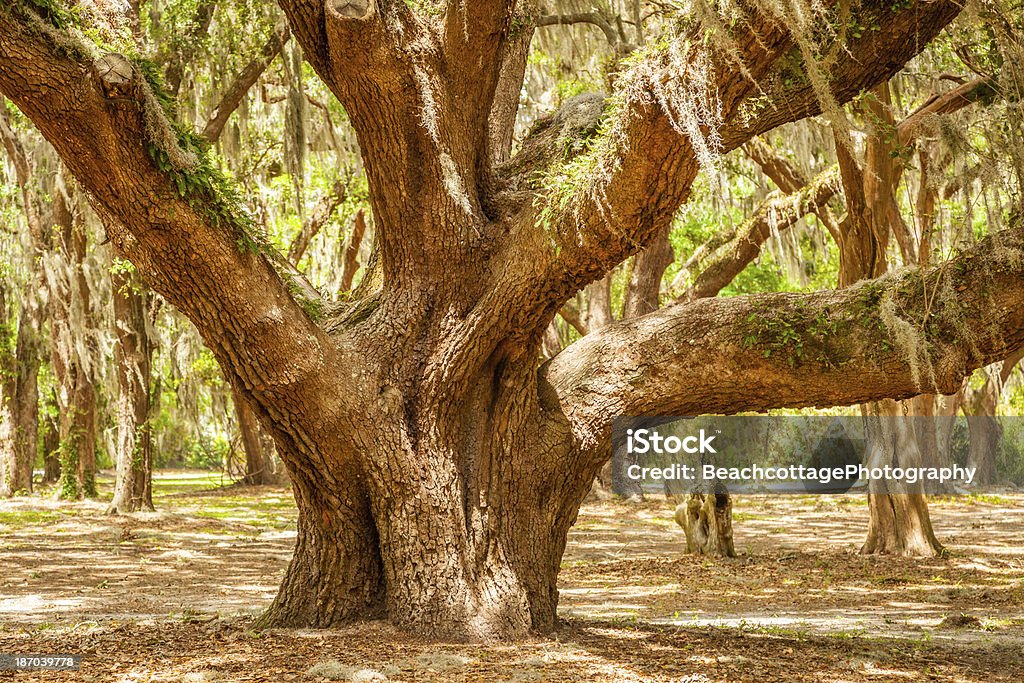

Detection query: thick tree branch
(201, 22), (291, 143)
(557, 300), (587, 336)
(541, 222), (1024, 451)
(743, 136), (840, 237)
(743, 137), (806, 194)
(0, 7), (362, 462)
(503, 0), (961, 334)
(488, 20), (535, 166)
(280, 0), (489, 285)
(443, 0), (516, 148)
(897, 76), (997, 147)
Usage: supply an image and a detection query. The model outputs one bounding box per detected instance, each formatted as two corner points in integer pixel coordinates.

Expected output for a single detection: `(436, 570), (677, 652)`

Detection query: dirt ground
(1, 471), (1022, 682)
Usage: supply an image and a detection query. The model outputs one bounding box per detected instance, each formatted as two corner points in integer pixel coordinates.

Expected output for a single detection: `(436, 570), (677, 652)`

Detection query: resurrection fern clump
(135, 63), (268, 254)
(739, 297), (849, 369)
(14, 0), (76, 31)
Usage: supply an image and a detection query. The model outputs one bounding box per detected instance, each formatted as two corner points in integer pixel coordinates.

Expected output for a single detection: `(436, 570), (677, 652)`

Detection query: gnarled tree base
(675, 492), (736, 557)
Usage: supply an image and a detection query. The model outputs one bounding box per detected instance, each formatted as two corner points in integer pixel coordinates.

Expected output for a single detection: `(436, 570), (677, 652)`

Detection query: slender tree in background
(0, 280), (39, 496)
(5, 0), (1024, 639)
(108, 263), (155, 513)
(48, 179), (99, 500)
(0, 108), (42, 497)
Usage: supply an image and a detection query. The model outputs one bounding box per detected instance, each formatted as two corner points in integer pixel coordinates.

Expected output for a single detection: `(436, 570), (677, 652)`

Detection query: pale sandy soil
(0, 471), (1021, 681)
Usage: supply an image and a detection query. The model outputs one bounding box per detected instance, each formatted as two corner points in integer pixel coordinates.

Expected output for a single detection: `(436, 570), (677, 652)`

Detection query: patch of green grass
(0, 509), (64, 526)
(964, 493), (1012, 506)
(150, 471), (231, 497)
(731, 511), (764, 521)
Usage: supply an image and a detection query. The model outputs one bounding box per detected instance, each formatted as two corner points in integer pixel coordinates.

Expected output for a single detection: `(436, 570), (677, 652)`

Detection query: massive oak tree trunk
(3, 0), (1007, 638)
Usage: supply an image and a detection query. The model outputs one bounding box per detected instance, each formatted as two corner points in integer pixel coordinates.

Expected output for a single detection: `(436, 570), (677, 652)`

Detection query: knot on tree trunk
(94, 53), (135, 99)
(326, 0), (372, 21)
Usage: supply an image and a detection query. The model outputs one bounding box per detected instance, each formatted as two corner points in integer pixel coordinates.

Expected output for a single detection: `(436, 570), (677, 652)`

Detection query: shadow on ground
(1, 471), (1022, 681)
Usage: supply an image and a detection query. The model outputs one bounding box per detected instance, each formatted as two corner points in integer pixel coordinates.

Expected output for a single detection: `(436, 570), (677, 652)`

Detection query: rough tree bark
(622, 226), (674, 319)
(860, 400), (944, 556)
(3, 0), (1006, 639)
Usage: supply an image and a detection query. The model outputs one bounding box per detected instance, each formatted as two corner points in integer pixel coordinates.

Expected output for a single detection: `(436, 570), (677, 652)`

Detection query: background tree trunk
(862, 492), (943, 555)
(963, 350), (1024, 484)
(40, 392), (59, 484)
(234, 394), (283, 486)
(11, 302), (40, 495)
(1, 285), (39, 496)
(108, 266), (155, 513)
(966, 415), (1002, 485)
(49, 181), (98, 500)
(833, 83), (942, 557)
(675, 491), (737, 557)
(860, 400), (944, 555)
